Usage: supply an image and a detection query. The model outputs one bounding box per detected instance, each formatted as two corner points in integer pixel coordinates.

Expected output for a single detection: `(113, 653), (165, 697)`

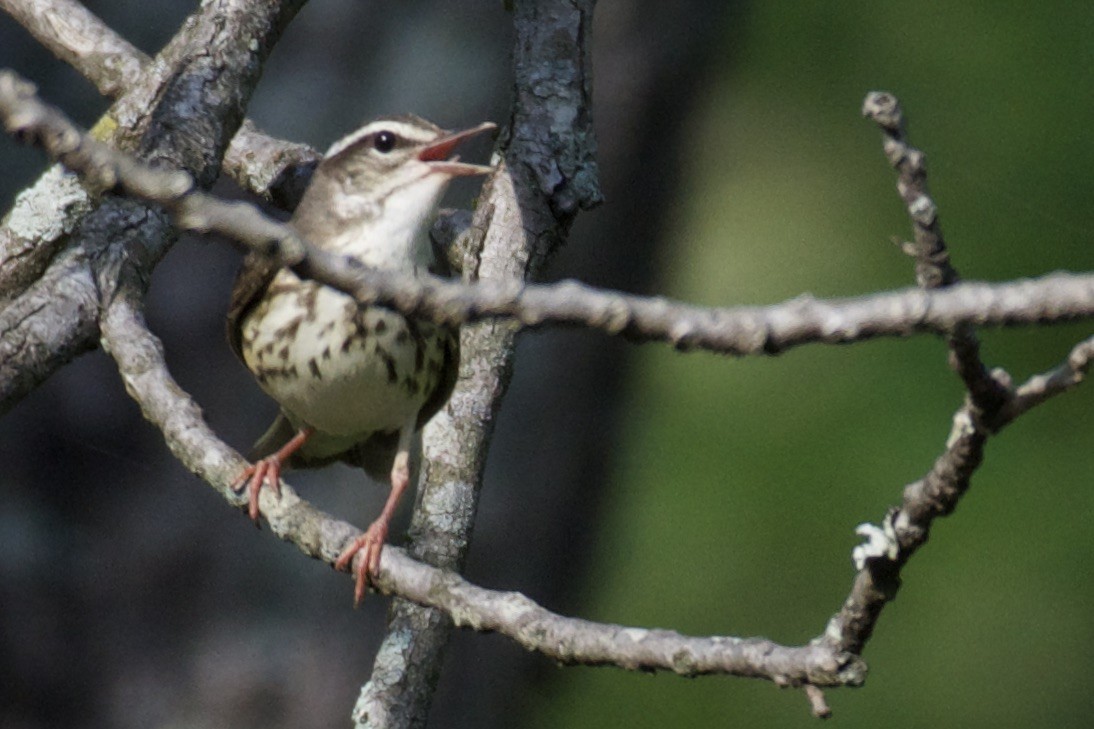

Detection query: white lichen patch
(852, 516), (899, 571)
(946, 409), (975, 448)
(3, 165), (90, 241)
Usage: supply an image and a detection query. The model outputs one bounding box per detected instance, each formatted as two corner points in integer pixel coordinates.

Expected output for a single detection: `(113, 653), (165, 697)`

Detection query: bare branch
(822, 348), (1094, 659)
(817, 92), (1094, 665)
(222, 119), (320, 209)
(1, 0), (320, 207)
(0, 0), (155, 306)
(826, 399), (990, 655)
(861, 92), (958, 290)
(0, 0), (304, 413)
(0, 0), (138, 306)
(1000, 333), (1093, 421)
(97, 262), (866, 691)
(0, 0), (314, 318)
(863, 90), (1007, 413)
(356, 0), (603, 724)
(91, 187), (1094, 724)
(379, 547), (862, 686)
(2, 69), (1091, 370)
(0, 239), (102, 402)
(0, 164), (92, 305)
(0, 0), (146, 99)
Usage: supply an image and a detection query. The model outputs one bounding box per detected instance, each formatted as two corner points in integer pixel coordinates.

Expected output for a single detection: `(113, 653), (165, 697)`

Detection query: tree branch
(1, 0), (321, 208)
(0, 0), (146, 99)
(2, 69), (1091, 366)
(863, 90), (1008, 414)
(355, 0), (603, 725)
(0, 0), (316, 319)
(97, 252), (866, 692)
(94, 226), (1094, 718)
(0, 0), (304, 414)
(822, 334), (1089, 657)
(4, 65), (1092, 719)
(815, 93), (1094, 665)
(1001, 333), (1093, 423)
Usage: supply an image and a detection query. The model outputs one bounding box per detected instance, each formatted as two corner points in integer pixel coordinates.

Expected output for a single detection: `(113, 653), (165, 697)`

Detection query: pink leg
(336, 433), (414, 606)
(231, 426), (314, 523)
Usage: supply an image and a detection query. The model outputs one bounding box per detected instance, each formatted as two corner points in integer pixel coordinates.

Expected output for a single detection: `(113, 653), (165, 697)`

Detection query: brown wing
(225, 253), (280, 363)
(417, 325), (459, 429)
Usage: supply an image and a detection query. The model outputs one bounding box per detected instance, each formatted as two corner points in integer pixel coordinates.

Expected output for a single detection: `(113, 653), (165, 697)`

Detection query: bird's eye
(373, 131), (396, 153)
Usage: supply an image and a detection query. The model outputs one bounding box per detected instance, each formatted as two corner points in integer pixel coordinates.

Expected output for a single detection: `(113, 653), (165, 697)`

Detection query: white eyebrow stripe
(324, 119), (441, 158)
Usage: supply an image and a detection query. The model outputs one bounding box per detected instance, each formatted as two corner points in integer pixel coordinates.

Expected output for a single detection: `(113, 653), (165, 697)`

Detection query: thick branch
(1, 0), (320, 206)
(0, 0), (316, 312)
(0, 0), (304, 414)
(0, 164), (92, 306)
(355, 1), (603, 725)
(0, 0), (146, 99)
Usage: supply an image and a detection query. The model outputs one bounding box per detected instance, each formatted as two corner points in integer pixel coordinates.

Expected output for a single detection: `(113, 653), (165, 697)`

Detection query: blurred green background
(1, 2), (1091, 728)
(531, 3), (1093, 727)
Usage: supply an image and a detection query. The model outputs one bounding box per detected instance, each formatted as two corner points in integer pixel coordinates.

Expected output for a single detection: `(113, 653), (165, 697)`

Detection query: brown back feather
(226, 253), (279, 363)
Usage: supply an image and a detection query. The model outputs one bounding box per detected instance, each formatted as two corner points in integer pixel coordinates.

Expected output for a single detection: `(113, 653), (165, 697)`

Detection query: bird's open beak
(419, 122), (497, 176)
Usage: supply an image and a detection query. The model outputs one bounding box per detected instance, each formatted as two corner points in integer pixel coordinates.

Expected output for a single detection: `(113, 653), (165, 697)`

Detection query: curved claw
(335, 519), (390, 607)
(230, 427), (313, 524)
(231, 456), (284, 523)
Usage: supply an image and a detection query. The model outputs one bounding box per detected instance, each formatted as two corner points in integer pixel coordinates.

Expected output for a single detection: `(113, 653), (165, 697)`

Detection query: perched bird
(227, 115), (495, 603)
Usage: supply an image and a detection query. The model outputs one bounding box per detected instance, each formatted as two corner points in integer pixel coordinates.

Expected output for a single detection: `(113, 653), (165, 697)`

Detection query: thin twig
(863, 90), (1008, 413)
(822, 327), (1092, 658)
(817, 91), (1094, 663)
(1001, 333), (1093, 422)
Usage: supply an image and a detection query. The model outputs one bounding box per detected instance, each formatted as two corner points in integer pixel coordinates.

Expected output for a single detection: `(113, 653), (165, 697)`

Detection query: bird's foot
(335, 518), (390, 607)
(231, 456), (284, 524)
(230, 426), (313, 524)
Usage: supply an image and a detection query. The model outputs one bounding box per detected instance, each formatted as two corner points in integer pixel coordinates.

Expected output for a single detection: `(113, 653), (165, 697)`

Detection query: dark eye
(373, 130), (396, 153)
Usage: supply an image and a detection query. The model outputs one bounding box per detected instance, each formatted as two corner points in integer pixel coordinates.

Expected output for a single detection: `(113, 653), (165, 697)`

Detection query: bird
(226, 114), (495, 604)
